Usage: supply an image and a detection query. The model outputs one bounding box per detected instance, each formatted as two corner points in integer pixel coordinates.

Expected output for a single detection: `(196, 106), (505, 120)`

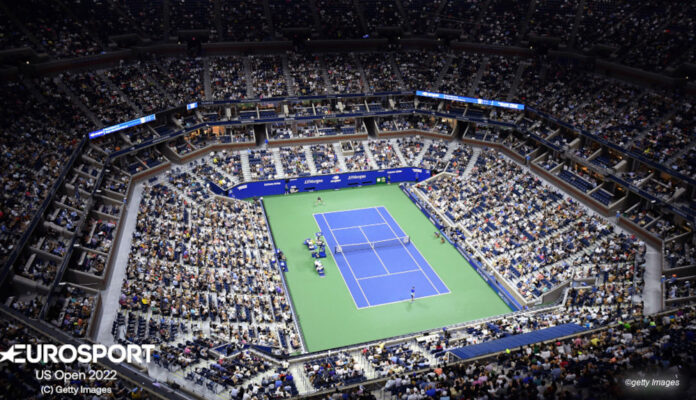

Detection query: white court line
(375, 206), (441, 294)
(317, 206), (451, 308)
(331, 222), (388, 231)
(376, 206), (451, 293)
(358, 226), (390, 275)
(358, 291), (447, 309)
(379, 205), (451, 294)
(312, 214), (361, 310)
(356, 268), (421, 281)
(313, 206), (386, 220)
(320, 213), (371, 307)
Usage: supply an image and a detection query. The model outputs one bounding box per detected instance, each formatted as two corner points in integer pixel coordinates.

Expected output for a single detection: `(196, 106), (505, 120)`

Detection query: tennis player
(410, 286), (415, 302)
(315, 196), (324, 206)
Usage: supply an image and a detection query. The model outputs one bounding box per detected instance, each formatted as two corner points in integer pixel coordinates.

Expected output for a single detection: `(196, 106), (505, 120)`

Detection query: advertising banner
(227, 168), (430, 199)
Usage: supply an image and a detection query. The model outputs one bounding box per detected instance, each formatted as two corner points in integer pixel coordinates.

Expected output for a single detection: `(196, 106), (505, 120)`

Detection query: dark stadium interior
(0, 0), (695, 399)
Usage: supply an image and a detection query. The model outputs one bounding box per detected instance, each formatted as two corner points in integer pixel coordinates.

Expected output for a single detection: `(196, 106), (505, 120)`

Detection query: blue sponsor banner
(89, 114), (156, 139)
(288, 168), (428, 192)
(416, 90), (525, 110)
(228, 168), (430, 199)
(229, 179), (286, 198)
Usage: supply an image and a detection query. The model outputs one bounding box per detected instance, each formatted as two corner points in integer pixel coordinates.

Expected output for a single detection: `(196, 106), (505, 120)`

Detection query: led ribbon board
(416, 90), (525, 110)
(88, 114), (157, 139)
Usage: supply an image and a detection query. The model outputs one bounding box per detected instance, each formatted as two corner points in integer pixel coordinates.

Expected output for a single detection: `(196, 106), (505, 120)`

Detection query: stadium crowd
(0, 4), (695, 396)
(117, 183), (301, 357)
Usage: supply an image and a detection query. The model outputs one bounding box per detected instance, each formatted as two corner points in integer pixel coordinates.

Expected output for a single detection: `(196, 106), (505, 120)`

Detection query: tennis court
(263, 185), (511, 352)
(314, 207), (450, 308)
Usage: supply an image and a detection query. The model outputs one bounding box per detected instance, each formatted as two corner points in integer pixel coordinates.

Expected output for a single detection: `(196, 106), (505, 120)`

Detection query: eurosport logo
(0, 344), (155, 364)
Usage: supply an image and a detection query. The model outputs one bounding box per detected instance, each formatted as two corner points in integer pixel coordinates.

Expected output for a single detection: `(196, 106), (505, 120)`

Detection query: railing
(0, 136), (88, 286)
(527, 107), (696, 188)
(1, 90), (693, 383)
(40, 160), (110, 320)
(85, 92), (694, 226)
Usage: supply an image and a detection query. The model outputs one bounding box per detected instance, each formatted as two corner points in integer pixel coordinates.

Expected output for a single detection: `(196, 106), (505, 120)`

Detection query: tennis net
(335, 236), (410, 254)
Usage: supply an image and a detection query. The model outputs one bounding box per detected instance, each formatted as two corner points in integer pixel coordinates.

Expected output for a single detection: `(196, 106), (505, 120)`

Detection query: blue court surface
(314, 206), (450, 308)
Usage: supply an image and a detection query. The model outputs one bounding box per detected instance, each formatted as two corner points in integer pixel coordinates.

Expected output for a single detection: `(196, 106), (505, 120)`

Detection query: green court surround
(263, 185), (511, 352)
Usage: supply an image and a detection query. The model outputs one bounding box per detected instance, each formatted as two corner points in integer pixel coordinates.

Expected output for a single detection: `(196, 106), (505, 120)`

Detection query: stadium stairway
(271, 147), (286, 178)
(433, 54), (454, 91)
(138, 61), (177, 106)
(413, 140), (431, 166)
(472, 0), (494, 33)
(288, 362), (312, 394)
(568, 0), (588, 48)
(97, 69), (143, 116)
(317, 55), (335, 95)
(461, 147), (481, 178)
(507, 62), (530, 101)
(203, 57), (212, 100)
(484, 212), (580, 266)
(94, 181), (144, 346)
(513, 241), (606, 295)
(281, 54), (295, 96)
(626, 95), (677, 148)
(54, 77), (103, 128)
(643, 244), (665, 314)
(163, 179), (197, 204)
(388, 53), (406, 90)
(210, 156), (241, 186)
(353, 54), (369, 93)
(240, 151), (252, 181)
(304, 145), (318, 175)
(243, 57), (255, 98)
(362, 140), (380, 169)
(442, 140), (461, 164)
(352, 0), (370, 36)
(333, 142), (349, 172)
(261, 0), (274, 33)
(468, 58), (489, 97)
(307, 0), (323, 30)
(247, 367), (286, 391)
(666, 139), (696, 166)
(355, 348), (380, 380)
(391, 139), (409, 167)
(407, 340), (441, 368)
(519, 0), (538, 39)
